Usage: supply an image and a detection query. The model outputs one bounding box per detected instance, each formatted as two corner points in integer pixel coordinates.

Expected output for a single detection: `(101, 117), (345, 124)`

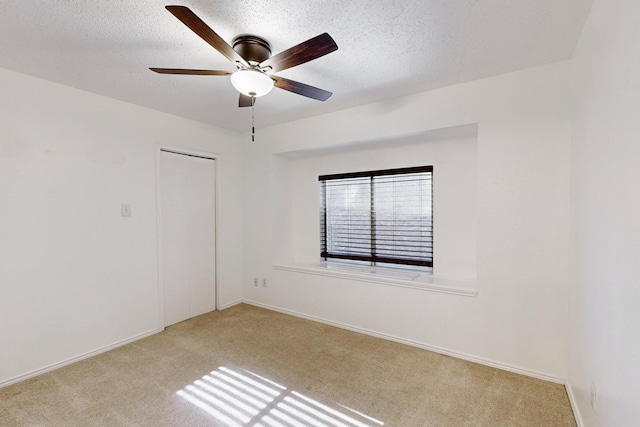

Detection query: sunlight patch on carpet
(177, 366), (384, 427)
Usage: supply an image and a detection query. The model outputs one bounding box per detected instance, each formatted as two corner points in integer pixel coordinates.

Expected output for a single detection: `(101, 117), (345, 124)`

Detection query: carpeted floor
(0, 304), (576, 426)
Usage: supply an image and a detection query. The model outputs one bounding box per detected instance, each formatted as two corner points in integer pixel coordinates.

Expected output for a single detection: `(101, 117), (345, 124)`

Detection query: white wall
(568, 0), (640, 425)
(243, 61), (572, 380)
(0, 68), (244, 385)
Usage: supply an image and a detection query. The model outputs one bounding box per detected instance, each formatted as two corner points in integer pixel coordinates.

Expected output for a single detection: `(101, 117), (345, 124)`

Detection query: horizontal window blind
(319, 166), (433, 267)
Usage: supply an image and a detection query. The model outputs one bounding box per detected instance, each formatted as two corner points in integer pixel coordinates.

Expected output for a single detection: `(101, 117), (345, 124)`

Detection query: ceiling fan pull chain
(251, 96), (256, 142)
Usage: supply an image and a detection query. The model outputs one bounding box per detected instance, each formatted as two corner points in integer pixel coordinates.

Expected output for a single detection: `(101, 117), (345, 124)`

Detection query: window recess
(319, 166), (433, 269)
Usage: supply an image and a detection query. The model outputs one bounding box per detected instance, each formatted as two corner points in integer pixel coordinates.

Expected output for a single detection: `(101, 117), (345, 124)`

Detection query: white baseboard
(219, 299), (243, 310)
(243, 299), (566, 384)
(565, 382), (585, 427)
(0, 328), (162, 389)
(2, 299), (572, 419)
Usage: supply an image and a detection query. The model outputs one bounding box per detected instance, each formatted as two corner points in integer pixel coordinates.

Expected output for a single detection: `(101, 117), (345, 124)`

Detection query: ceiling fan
(150, 5), (338, 108)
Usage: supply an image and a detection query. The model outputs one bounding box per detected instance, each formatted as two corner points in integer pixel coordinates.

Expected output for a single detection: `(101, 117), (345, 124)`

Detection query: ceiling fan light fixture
(230, 69), (274, 97)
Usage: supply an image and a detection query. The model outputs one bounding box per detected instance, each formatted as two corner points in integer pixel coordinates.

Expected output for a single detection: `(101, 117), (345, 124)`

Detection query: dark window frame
(319, 166), (433, 268)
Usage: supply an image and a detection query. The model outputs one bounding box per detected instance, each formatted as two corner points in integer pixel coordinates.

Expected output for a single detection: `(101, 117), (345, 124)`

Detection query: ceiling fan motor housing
(232, 35), (272, 65)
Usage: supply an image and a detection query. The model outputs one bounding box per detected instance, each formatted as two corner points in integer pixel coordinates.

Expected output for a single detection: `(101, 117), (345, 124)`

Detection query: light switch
(121, 204), (131, 217)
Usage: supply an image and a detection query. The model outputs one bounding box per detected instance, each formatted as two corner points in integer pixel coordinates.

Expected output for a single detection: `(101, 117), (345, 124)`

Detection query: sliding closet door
(160, 150), (216, 327)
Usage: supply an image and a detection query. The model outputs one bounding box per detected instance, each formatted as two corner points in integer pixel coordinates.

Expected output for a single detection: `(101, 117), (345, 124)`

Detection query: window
(319, 166), (433, 269)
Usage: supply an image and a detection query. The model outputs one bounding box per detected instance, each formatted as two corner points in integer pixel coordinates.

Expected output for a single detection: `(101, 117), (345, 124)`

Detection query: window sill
(272, 263), (478, 297)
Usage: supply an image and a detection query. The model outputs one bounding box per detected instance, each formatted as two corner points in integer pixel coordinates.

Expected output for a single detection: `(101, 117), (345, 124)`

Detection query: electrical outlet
(253, 277), (258, 287)
(121, 203), (131, 217)
(262, 278), (267, 287)
(590, 381), (597, 412)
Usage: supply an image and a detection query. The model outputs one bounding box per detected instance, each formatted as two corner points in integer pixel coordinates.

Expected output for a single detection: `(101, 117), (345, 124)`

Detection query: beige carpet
(0, 304), (576, 426)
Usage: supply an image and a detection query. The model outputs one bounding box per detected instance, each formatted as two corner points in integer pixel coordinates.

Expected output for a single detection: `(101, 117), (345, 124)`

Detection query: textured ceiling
(0, 1), (594, 132)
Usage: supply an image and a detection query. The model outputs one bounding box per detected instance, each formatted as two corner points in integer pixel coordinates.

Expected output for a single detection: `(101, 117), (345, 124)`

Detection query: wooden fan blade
(260, 33), (338, 73)
(165, 5), (247, 66)
(239, 94), (254, 108)
(272, 76), (332, 101)
(150, 68), (232, 76)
